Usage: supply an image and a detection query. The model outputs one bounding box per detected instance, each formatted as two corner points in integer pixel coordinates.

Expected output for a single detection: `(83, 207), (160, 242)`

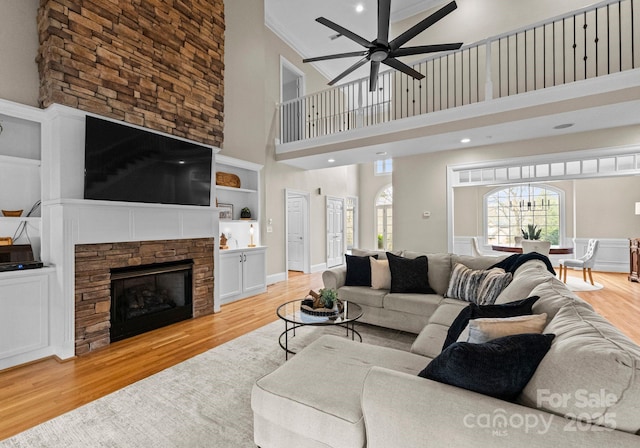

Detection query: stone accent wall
(37, 0), (224, 147)
(75, 238), (214, 355)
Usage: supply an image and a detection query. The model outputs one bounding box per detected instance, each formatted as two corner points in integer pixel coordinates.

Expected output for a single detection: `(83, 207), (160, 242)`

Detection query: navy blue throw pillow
(345, 254), (378, 286)
(442, 295), (541, 350)
(420, 333), (555, 401)
(386, 252), (435, 294)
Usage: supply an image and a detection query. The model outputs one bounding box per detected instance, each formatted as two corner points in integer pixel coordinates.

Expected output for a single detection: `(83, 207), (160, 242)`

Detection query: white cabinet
(0, 268), (55, 370)
(219, 247), (266, 304)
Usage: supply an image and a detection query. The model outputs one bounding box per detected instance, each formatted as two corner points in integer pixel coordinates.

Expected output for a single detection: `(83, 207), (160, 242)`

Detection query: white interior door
(287, 194), (305, 271)
(326, 196), (344, 268)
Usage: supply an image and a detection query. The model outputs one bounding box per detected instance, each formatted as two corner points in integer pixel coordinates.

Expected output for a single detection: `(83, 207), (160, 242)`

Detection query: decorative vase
(240, 207), (251, 219)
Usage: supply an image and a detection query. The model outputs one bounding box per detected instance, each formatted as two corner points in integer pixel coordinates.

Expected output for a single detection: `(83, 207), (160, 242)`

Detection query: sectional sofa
(251, 250), (640, 447)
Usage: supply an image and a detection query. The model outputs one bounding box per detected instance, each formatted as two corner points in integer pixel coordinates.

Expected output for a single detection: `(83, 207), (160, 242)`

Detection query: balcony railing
(278, 0), (638, 144)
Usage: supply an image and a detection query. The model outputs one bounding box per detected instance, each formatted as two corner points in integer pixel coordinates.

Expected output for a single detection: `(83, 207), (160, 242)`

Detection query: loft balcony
(275, 0), (640, 170)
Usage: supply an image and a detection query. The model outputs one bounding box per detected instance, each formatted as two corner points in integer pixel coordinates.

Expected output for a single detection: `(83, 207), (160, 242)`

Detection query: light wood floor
(0, 269), (639, 441)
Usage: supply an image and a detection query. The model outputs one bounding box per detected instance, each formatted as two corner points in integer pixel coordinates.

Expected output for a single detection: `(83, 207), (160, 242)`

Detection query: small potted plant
(240, 207), (252, 219)
(319, 288), (338, 309)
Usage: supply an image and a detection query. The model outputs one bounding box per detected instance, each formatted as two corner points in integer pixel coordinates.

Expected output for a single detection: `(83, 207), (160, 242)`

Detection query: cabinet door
(242, 250), (266, 295)
(219, 252), (243, 301)
(0, 275), (49, 360)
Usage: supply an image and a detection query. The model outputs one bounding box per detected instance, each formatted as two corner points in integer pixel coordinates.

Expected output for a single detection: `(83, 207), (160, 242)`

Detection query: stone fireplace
(75, 238), (214, 355)
(110, 260), (193, 342)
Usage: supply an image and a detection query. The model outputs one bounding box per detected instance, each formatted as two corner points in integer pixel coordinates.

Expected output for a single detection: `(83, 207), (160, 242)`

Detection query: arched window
(376, 185), (393, 250)
(485, 184), (562, 245)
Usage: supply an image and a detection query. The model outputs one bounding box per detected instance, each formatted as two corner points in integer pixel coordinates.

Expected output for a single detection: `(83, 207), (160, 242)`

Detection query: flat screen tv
(84, 116), (212, 206)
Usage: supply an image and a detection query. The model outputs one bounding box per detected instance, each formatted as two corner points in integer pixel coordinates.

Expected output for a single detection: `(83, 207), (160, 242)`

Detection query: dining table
(491, 244), (573, 255)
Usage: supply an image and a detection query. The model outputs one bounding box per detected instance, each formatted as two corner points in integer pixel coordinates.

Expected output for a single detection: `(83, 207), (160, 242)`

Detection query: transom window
(374, 159), (393, 175)
(485, 184), (561, 245)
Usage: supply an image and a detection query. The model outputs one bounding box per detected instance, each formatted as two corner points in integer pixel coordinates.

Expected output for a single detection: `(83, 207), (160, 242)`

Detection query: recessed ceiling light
(376, 151), (387, 156)
(178, 160), (185, 164)
(460, 138), (471, 143)
(328, 158), (335, 163)
(355, 3), (365, 13)
(553, 123), (574, 129)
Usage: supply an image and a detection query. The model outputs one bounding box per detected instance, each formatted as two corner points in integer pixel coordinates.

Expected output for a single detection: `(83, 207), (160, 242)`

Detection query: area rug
(561, 275), (604, 292)
(0, 322), (415, 448)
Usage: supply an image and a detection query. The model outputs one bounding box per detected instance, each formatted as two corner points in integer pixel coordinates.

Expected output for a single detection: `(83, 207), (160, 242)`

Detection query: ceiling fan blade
(303, 51), (368, 63)
(377, 0), (391, 45)
(390, 1), (458, 50)
(369, 60), (381, 91)
(383, 58), (425, 80)
(390, 43), (463, 57)
(316, 17), (373, 48)
(328, 57), (370, 86)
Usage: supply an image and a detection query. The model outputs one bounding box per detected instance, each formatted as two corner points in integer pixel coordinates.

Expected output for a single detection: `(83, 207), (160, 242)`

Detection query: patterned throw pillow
(446, 263), (512, 305)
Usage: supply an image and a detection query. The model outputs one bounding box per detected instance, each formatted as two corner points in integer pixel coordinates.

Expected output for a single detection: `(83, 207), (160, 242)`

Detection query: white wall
(394, 125), (640, 253)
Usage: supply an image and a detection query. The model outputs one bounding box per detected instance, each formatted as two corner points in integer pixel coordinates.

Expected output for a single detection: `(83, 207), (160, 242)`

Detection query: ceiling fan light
(371, 49), (388, 62)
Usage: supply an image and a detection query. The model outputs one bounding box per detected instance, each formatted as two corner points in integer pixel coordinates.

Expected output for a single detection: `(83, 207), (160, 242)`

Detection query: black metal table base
(278, 321), (362, 360)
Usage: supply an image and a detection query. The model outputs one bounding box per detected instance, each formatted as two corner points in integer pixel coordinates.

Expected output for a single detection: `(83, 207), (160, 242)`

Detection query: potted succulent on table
(521, 224), (542, 240)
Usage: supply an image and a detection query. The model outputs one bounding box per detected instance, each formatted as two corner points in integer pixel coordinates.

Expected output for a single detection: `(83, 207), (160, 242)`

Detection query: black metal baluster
(584, 11), (588, 79)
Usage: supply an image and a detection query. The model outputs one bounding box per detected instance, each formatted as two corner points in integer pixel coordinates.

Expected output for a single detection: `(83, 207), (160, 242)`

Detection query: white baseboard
(311, 263), (327, 273)
(267, 272), (286, 285)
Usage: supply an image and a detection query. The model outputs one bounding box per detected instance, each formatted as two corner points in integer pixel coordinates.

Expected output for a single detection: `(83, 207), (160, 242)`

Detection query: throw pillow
(370, 257), (391, 290)
(445, 263), (512, 306)
(442, 295), (540, 350)
(386, 252), (435, 294)
(476, 268), (513, 305)
(463, 313), (548, 344)
(345, 254), (378, 287)
(419, 333), (556, 401)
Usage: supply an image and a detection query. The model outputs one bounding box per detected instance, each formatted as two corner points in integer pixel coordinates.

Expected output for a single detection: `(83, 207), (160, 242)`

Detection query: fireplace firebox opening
(110, 260), (194, 342)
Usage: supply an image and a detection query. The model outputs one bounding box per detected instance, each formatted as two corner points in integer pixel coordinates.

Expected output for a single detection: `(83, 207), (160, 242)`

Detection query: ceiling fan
(303, 0), (463, 91)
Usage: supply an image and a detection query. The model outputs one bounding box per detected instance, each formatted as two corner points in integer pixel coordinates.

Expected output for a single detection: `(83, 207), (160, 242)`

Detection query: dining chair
(558, 239), (599, 285)
(471, 237), (498, 257)
(520, 240), (551, 256)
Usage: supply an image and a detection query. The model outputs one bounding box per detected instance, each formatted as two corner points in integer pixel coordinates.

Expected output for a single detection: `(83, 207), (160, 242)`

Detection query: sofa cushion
(410, 323), (450, 358)
(337, 286), (387, 308)
(370, 257), (391, 290)
(464, 313), (548, 344)
(387, 252), (435, 294)
(530, 278), (593, 320)
(443, 295), (541, 350)
(494, 259), (553, 304)
(427, 299), (470, 326)
(520, 303), (640, 434)
(445, 263), (512, 305)
(450, 254), (507, 270)
(403, 252), (452, 296)
(420, 333), (555, 401)
(252, 335), (428, 448)
(345, 254), (377, 287)
(351, 248), (401, 260)
(383, 293), (442, 317)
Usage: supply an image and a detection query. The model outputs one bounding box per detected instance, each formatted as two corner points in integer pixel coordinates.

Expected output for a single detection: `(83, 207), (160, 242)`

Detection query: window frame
(483, 183), (566, 246)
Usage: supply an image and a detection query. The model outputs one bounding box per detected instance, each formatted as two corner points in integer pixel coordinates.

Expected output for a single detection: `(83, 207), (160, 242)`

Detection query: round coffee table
(276, 299), (363, 359)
